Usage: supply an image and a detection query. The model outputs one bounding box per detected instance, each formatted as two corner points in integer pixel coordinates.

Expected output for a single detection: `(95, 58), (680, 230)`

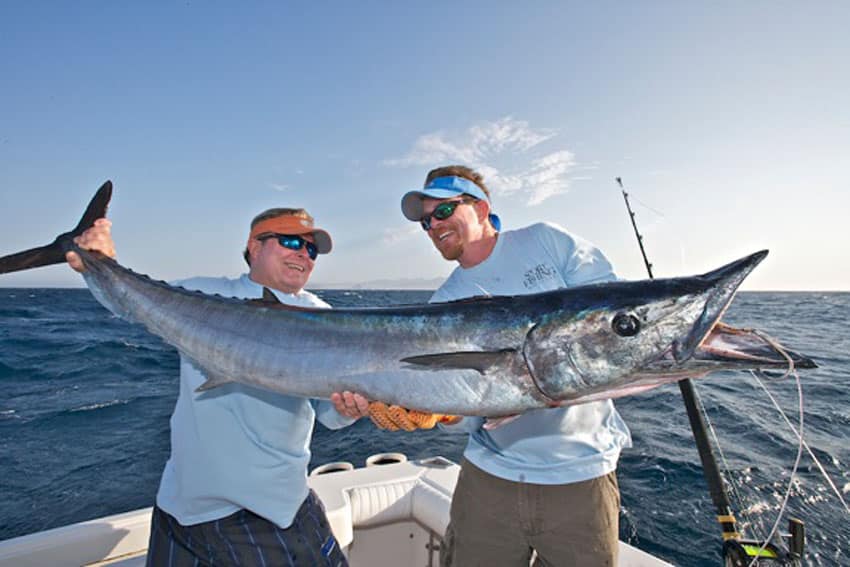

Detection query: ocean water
(0, 288), (848, 566)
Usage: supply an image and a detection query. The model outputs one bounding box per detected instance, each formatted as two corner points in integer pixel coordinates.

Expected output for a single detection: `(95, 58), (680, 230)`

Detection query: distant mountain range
(311, 276), (445, 290)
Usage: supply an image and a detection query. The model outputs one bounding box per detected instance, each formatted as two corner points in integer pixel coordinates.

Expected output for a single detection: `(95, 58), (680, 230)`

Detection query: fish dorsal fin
(262, 287), (281, 303)
(247, 287), (284, 306)
(401, 349), (517, 374)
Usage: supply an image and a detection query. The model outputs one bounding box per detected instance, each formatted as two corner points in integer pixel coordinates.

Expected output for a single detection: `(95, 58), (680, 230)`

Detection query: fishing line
(743, 332), (804, 567)
(698, 391), (771, 543)
(749, 372), (850, 517)
(752, 331), (849, 515)
(701, 329), (800, 546)
(702, 331), (807, 566)
(630, 194), (667, 219)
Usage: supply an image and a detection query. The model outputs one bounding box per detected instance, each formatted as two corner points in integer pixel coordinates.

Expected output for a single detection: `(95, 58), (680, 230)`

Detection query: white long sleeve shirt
(435, 222), (632, 484)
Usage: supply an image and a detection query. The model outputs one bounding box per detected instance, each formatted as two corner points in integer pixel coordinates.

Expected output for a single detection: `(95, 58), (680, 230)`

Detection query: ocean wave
(68, 399), (130, 413)
(63, 340), (167, 357)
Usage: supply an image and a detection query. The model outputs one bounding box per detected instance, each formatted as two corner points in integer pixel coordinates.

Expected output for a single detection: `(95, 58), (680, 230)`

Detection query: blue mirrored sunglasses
(259, 234), (318, 260)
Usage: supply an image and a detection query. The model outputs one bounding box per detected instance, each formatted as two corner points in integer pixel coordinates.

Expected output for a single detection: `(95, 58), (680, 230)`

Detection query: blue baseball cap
(401, 176), (501, 231)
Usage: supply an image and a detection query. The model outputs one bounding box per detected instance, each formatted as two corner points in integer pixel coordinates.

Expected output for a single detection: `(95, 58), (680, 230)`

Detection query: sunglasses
(259, 234), (319, 260)
(420, 198), (475, 231)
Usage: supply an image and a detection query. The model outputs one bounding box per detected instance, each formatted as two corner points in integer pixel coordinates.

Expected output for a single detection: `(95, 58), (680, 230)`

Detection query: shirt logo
(523, 264), (557, 289)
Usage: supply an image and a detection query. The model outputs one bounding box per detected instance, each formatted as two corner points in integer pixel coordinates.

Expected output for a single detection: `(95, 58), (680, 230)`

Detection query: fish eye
(612, 312), (641, 337)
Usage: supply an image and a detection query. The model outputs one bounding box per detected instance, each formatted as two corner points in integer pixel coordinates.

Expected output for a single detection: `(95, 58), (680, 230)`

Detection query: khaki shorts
(441, 459), (620, 567)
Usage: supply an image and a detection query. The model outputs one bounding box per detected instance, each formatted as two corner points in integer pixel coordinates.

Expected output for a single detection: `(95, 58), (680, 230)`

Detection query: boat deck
(0, 456), (671, 566)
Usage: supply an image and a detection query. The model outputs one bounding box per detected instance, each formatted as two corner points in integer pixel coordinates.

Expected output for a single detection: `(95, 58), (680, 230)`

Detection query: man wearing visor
(373, 165), (633, 566)
(67, 207), (354, 566)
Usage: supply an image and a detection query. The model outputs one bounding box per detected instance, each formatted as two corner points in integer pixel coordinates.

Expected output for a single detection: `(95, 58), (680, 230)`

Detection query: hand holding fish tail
(368, 401), (460, 431)
(66, 219), (116, 272)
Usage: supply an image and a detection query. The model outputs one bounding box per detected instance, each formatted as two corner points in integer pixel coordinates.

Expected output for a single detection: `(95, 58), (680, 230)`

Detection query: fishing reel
(722, 519), (805, 567)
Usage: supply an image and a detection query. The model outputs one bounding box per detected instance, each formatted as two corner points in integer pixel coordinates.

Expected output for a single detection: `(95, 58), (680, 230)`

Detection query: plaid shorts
(146, 491), (347, 566)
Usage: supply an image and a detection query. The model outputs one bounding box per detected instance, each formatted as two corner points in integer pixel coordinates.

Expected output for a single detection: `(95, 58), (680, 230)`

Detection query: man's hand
(330, 391), (370, 420)
(66, 219), (116, 272)
(368, 401), (460, 431)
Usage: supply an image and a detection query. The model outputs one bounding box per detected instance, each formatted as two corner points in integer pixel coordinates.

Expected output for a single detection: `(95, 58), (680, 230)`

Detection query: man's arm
(438, 415), (482, 433)
(315, 396), (361, 429)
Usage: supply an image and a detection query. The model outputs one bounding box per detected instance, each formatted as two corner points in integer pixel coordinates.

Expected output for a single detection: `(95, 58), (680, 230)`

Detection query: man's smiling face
(421, 197), (482, 262)
(249, 233), (316, 293)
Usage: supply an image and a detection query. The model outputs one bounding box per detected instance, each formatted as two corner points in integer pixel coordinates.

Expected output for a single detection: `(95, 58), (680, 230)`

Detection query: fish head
(521, 250), (793, 401)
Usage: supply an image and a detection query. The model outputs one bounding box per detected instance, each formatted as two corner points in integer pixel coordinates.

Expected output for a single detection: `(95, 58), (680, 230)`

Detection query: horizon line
(1, 285), (848, 294)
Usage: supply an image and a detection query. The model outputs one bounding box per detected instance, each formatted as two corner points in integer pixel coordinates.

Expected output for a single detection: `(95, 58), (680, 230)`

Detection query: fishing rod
(616, 177), (805, 566)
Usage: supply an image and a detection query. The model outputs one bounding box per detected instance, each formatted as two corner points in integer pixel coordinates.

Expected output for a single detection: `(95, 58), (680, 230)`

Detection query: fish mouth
(672, 250), (769, 363)
(694, 322), (817, 369)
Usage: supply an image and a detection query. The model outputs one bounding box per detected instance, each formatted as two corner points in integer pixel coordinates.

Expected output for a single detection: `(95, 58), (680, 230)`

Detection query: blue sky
(1, 1), (847, 290)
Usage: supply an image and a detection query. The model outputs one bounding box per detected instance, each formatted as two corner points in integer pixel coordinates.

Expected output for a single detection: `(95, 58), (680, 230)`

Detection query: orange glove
(368, 401), (459, 431)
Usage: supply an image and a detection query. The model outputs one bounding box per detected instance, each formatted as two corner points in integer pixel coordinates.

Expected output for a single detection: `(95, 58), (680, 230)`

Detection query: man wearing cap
(67, 208), (355, 566)
(371, 164), (633, 566)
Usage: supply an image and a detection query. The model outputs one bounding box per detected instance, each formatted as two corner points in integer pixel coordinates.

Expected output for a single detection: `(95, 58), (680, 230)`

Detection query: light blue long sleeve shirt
(93, 272), (354, 528)
(434, 223), (632, 485)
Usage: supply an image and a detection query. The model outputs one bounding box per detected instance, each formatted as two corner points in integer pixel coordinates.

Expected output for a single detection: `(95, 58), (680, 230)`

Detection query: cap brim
(401, 189), (467, 221)
(311, 229), (333, 254)
(284, 226), (332, 254)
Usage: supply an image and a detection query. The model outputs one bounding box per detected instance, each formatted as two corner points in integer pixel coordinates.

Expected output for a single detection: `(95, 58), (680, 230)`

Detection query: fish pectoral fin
(401, 349), (517, 374)
(483, 414), (521, 430)
(195, 371), (238, 392)
(184, 357), (238, 392)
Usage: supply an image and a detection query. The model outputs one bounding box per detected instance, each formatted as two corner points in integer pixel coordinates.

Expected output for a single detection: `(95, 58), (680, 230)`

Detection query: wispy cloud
(381, 223), (421, 245)
(486, 150), (577, 205)
(384, 117), (581, 205)
(384, 117), (554, 167)
(269, 182), (290, 192)
(384, 131), (479, 166)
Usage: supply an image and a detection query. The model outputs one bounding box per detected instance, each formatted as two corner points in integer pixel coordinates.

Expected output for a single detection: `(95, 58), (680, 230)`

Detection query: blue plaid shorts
(146, 490), (347, 566)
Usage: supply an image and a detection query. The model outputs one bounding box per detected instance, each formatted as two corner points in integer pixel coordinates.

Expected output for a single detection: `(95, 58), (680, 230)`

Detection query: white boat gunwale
(0, 456), (672, 567)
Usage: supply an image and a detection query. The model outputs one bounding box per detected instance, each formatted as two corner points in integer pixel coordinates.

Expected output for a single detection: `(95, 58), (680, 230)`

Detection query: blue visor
(401, 176), (500, 231)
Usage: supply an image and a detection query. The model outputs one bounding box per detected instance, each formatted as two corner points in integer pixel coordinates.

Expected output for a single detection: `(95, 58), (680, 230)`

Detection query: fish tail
(0, 181), (113, 274)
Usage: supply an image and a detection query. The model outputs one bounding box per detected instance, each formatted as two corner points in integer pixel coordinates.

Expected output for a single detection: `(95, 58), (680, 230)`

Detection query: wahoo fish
(0, 182), (816, 416)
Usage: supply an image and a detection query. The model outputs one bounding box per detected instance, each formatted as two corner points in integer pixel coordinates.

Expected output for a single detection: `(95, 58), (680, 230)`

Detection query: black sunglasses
(420, 198), (475, 231)
(259, 234), (319, 260)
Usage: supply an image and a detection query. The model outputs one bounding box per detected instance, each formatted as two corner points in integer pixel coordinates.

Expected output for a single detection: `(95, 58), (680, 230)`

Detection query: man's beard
(431, 222), (464, 261)
(438, 241), (463, 261)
